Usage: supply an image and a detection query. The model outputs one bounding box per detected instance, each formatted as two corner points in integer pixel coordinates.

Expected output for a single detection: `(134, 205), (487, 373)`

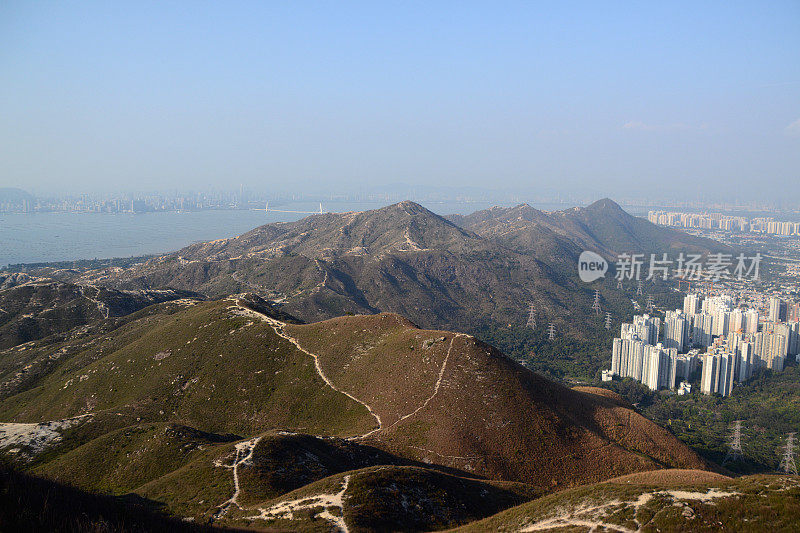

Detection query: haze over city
(1, 1), (798, 203)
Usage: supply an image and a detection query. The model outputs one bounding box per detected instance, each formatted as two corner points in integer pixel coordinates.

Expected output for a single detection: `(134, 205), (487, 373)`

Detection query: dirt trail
(383, 333), (465, 431)
(213, 436), (262, 518)
(519, 488), (739, 532)
(79, 285), (110, 319)
(247, 474), (351, 533)
(228, 299), (383, 438)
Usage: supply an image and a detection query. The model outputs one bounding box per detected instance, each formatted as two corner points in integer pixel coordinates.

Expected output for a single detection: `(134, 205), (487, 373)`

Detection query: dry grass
(605, 468), (731, 486)
(286, 313), (709, 491)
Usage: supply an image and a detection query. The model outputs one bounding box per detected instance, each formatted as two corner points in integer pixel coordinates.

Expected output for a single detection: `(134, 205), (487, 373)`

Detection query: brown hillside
(37, 201), (621, 340)
(572, 386), (633, 409)
(605, 468), (731, 486)
(285, 313), (711, 490)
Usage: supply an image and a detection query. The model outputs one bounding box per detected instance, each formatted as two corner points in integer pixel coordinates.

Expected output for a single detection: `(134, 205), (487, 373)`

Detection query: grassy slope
(227, 465), (542, 532)
(0, 462), (223, 532)
(0, 279), (192, 349)
(287, 314), (710, 490)
(0, 299), (375, 438)
(32, 423), (237, 495)
(232, 432), (410, 506)
(450, 474), (800, 532)
(0, 300), (718, 530)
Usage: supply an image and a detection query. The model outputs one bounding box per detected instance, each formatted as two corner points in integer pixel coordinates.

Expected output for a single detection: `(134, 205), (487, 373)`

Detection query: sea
(0, 200), (576, 267)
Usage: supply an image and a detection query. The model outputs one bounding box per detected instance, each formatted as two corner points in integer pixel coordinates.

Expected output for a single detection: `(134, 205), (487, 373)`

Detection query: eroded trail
(383, 333), (466, 431)
(79, 285), (110, 319)
(519, 489), (740, 532)
(213, 436), (262, 518)
(247, 475), (351, 533)
(228, 299), (383, 438)
(217, 299), (475, 532)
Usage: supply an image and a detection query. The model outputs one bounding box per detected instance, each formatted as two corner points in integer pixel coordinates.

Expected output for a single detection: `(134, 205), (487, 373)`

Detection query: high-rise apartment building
(701, 352), (736, 396)
(664, 310), (688, 352)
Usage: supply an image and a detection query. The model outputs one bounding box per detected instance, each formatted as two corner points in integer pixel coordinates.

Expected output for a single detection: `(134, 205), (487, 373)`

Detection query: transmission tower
(547, 323), (556, 341)
(592, 290), (602, 315)
(636, 280), (644, 296)
(616, 278), (623, 290)
(604, 312), (613, 330)
(646, 295), (655, 313)
(779, 433), (798, 475)
(723, 420), (744, 465)
(526, 304), (537, 330)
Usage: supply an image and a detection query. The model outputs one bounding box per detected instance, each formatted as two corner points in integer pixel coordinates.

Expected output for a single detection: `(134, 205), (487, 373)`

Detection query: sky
(1, 1), (799, 203)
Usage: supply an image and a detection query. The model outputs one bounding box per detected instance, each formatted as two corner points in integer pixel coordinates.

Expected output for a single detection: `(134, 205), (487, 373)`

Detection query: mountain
(284, 313), (709, 485)
(0, 273), (196, 349)
(225, 465), (539, 532)
(446, 203), (587, 269)
(36, 200), (709, 341)
(46, 201), (592, 336)
(447, 198), (730, 262)
(0, 296), (712, 530)
(11, 199), (731, 381)
(556, 198), (731, 256)
(0, 187), (34, 205)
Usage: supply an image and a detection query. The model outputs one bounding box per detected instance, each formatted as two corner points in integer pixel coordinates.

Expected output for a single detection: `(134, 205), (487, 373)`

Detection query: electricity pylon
(646, 295), (655, 313)
(723, 420), (744, 465)
(592, 290), (602, 315)
(616, 278), (623, 290)
(526, 304), (537, 330)
(636, 280), (644, 296)
(604, 312), (613, 330)
(779, 433), (798, 475)
(547, 323), (556, 341)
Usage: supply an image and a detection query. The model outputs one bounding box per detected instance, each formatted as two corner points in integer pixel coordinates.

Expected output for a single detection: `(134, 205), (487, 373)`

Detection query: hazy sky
(2, 1), (799, 202)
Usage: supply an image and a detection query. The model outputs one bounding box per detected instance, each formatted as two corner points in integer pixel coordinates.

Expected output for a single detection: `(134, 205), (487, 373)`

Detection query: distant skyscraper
(770, 297), (787, 322)
(788, 321), (800, 359)
(745, 309), (759, 334)
(789, 303), (800, 323)
(690, 313), (714, 348)
(701, 352), (736, 396)
(754, 329), (787, 371)
(675, 351), (701, 383)
(621, 314), (660, 346)
(664, 310), (688, 352)
(712, 309), (730, 337)
(683, 294), (701, 315)
(737, 342), (753, 383)
(613, 335), (677, 391)
(729, 309), (744, 335)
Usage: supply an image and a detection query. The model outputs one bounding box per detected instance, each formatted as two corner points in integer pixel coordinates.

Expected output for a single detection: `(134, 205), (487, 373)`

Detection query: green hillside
(0, 298), (376, 437)
(0, 295), (720, 530)
(451, 473), (800, 532)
